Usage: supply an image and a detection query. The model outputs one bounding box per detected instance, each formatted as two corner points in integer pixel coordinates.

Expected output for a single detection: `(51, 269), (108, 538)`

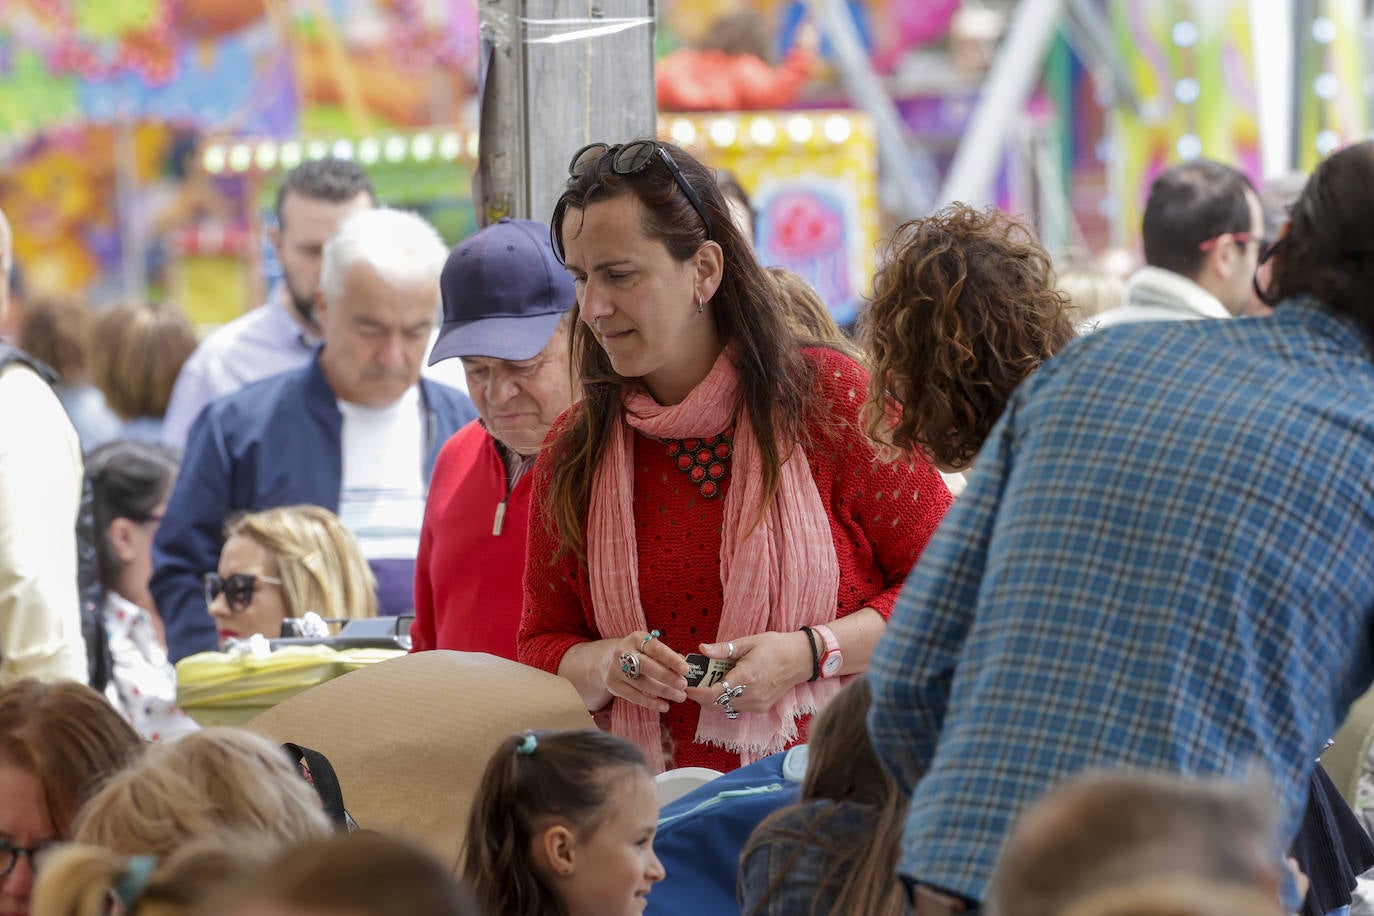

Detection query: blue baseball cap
(429, 218), (577, 365)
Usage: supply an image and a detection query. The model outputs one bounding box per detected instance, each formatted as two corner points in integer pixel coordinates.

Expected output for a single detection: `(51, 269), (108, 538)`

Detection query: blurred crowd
(1, 94), (1373, 916)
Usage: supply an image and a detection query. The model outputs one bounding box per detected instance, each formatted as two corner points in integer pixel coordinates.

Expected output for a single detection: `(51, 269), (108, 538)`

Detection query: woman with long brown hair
(518, 139), (950, 773)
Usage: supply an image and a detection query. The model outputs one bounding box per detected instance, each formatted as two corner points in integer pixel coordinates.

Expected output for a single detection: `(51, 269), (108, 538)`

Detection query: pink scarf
(587, 349), (842, 771)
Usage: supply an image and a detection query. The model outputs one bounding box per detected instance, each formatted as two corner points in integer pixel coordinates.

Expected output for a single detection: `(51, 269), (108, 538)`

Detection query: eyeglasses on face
(204, 571), (284, 613)
(568, 140), (714, 238)
(0, 838), (55, 877)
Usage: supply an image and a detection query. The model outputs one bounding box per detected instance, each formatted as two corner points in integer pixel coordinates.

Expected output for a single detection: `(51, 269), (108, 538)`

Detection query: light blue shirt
(161, 287), (315, 450)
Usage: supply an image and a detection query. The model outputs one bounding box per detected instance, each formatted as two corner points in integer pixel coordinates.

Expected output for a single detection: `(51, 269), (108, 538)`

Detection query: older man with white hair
(151, 209), (477, 660)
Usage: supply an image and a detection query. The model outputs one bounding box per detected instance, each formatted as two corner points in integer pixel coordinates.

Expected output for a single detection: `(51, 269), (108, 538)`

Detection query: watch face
(821, 652), (843, 677)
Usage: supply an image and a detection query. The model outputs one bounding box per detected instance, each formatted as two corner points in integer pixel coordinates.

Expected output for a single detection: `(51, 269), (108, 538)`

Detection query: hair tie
(112, 854), (157, 910)
(516, 733), (538, 756)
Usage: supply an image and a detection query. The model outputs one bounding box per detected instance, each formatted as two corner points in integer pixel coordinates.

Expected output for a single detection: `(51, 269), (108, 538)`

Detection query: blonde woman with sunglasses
(205, 505), (377, 646)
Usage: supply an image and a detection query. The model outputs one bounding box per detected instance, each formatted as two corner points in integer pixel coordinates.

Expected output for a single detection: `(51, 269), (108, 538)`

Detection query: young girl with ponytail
(462, 729), (665, 916)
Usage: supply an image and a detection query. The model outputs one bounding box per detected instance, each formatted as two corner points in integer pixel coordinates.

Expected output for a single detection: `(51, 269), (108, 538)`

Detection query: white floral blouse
(102, 592), (199, 742)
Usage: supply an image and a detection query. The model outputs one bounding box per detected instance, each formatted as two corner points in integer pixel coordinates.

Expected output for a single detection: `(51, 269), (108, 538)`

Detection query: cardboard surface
(247, 650), (594, 869)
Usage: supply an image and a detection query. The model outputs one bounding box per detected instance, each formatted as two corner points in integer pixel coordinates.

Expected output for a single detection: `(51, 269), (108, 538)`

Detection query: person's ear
(313, 288), (329, 325)
(268, 224), (282, 258)
(107, 518), (140, 565)
(693, 240), (724, 304)
(539, 824), (577, 879)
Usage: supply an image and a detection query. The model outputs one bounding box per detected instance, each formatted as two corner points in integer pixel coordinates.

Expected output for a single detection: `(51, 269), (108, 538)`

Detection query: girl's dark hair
(860, 204), (1075, 470)
(462, 730), (649, 916)
(741, 678), (910, 916)
(85, 440), (179, 591)
(547, 139), (812, 561)
(1269, 140), (1374, 341)
(0, 679), (142, 837)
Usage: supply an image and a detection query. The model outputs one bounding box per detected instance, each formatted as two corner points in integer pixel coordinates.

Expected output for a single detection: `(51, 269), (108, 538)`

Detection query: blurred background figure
(766, 267), (851, 349)
(0, 678), (142, 916)
(89, 300), (197, 444)
(657, 11), (818, 112)
(1057, 263), (1127, 331)
(207, 505), (377, 648)
(0, 207), (88, 686)
(987, 770), (1285, 916)
(32, 834), (271, 916)
(716, 170), (757, 247)
(1093, 160), (1262, 329)
(17, 293), (120, 450)
(739, 677), (908, 916)
(85, 440), (197, 742)
(211, 832), (483, 916)
(71, 727), (331, 857)
(1248, 172), (1308, 317)
(160, 159), (375, 451)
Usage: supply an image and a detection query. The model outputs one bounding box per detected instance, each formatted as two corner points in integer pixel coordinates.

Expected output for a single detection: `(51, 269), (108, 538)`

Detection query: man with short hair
(410, 219), (576, 660)
(161, 157), (375, 449)
(1093, 159), (1264, 329)
(152, 208), (477, 660)
(0, 208), (87, 683)
(989, 770), (1283, 916)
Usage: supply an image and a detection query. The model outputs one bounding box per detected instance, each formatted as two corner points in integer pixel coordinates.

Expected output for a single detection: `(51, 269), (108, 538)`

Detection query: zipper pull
(493, 500), (507, 536)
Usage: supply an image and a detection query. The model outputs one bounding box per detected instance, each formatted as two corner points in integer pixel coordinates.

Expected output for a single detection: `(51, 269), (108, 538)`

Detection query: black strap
(799, 626), (821, 683)
(282, 742), (350, 832)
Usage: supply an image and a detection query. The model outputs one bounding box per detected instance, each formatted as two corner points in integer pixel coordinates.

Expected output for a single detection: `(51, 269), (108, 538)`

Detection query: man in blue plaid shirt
(868, 141), (1374, 911)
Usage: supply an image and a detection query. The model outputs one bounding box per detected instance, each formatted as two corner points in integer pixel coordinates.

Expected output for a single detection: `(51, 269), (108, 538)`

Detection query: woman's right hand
(602, 631), (691, 714)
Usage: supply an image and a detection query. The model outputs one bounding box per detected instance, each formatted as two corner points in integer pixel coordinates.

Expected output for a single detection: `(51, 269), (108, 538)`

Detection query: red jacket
(411, 421), (531, 659)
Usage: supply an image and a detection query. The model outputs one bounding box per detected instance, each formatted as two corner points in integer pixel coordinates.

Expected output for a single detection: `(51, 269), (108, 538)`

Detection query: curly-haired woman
(859, 204), (1076, 487)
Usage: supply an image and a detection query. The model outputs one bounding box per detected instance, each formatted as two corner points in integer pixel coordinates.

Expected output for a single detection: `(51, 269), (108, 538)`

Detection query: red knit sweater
(519, 348), (951, 771)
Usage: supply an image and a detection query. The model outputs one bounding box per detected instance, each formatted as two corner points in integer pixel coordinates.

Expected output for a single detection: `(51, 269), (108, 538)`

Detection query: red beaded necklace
(664, 428), (733, 498)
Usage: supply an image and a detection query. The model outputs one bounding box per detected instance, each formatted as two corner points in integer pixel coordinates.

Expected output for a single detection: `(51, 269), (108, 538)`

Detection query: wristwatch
(812, 624), (843, 678)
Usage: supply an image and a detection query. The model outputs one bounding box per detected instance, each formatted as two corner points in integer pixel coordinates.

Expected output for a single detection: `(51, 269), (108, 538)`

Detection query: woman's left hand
(684, 630), (814, 715)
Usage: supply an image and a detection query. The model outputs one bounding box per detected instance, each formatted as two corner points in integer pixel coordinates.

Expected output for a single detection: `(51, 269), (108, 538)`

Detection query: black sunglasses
(568, 141), (713, 237)
(204, 571), (283, 613)
(0, 838), (55, 877)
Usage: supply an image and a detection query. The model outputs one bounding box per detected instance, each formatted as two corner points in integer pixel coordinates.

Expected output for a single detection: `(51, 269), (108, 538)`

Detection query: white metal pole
(938, 0), (1067, 208)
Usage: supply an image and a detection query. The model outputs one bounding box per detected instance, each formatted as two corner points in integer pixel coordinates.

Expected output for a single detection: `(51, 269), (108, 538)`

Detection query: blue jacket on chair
(150, 352), (476, 661)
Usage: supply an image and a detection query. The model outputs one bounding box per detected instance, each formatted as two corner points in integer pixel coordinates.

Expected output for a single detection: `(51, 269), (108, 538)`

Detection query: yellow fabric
(175, 646), (403, 727)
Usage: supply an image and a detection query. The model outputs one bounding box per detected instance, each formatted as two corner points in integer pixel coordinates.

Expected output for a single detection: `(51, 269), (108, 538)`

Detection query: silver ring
(715, 683), (745, 713)
(619, 651), (641, 679)
(726, 641), (736, 659)
(641, 629), (660, 649)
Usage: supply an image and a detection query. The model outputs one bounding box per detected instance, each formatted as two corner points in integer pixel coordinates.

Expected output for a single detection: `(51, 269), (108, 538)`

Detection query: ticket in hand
(683, 653), (737, 688)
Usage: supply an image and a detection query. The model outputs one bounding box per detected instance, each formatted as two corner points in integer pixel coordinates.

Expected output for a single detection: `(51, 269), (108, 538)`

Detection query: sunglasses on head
(568, 140), (713, 237)
(204, 571), (283, 613)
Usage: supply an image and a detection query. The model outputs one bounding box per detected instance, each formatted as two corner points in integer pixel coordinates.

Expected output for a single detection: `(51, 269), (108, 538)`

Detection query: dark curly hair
(859, 204), (1075, 470)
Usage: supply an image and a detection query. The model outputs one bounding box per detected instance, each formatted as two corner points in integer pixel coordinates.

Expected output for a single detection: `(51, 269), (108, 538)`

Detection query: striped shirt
(867, 297), (1374, 901)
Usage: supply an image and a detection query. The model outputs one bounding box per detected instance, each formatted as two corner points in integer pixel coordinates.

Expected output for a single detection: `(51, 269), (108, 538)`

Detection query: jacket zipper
(493, 449), (534, 536)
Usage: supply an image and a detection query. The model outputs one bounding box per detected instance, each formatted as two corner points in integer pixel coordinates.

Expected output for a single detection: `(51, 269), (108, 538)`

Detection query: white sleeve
(0, 367), (88, 684)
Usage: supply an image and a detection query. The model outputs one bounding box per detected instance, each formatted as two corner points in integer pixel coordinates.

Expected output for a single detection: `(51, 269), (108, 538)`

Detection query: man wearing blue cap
(411, 218), (577, 660)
